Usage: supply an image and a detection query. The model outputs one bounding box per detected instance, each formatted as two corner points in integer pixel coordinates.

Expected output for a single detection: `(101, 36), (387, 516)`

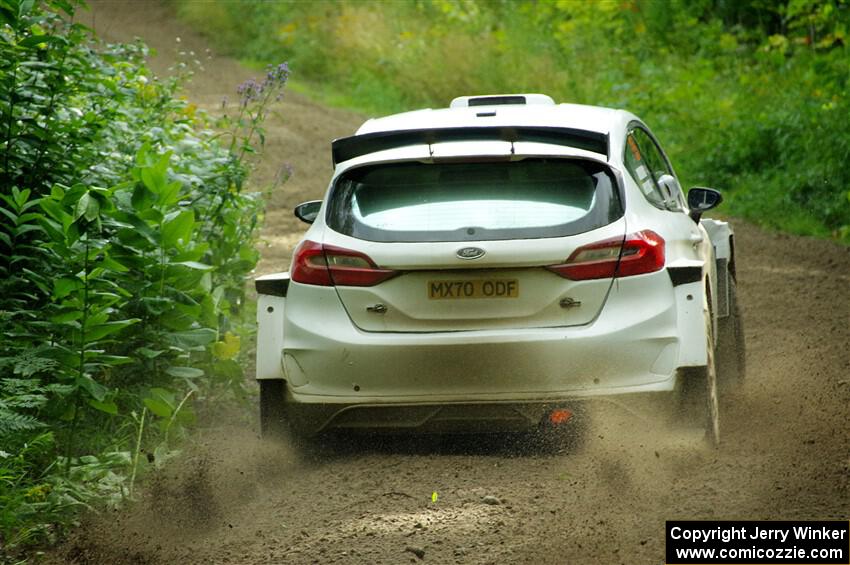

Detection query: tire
(716, 278), (746, 394)
(259, 379), (288, 439)
(680, 302), (721, 448)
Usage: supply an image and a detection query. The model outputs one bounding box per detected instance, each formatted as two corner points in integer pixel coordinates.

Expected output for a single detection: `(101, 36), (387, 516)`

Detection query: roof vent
(450, 93), (555, 108)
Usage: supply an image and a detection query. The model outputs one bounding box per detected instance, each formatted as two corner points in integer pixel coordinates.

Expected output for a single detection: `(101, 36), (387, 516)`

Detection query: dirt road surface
(51, 2), (850, 564)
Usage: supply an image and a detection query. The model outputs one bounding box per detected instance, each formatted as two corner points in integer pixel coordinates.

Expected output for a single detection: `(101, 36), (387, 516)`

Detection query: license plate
(428, 279), (519, 299)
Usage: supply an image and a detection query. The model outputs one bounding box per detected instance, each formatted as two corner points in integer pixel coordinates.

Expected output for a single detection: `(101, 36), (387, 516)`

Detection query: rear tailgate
(328, 220), (626, 332)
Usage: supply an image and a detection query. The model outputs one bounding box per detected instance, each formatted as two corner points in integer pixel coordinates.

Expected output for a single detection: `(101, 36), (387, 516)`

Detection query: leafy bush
(174, 0), (850, 241)
(0, 0), (285, 555)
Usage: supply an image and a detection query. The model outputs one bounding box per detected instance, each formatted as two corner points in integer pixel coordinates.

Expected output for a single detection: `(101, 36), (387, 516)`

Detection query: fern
(0, 378), (50, 439)
(10, 351), (58, 378)
(2, 377), (39, 394)
(0, 408), (44, 437)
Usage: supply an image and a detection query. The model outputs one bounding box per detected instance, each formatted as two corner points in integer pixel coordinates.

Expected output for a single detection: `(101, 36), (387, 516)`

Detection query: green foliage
(0, 0), (286, 556)
(176, 0), (850, 241)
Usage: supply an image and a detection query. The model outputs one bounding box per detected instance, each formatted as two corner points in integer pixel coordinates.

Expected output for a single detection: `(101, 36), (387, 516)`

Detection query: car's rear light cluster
(546, 230), (665, 280)
(290, 240), (397, 287)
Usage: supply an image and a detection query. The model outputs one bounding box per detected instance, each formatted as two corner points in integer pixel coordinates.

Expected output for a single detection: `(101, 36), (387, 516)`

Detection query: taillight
(290, 240), (333, 286)
(290, 240), (397, 287)
(546, 230), (665, 280)
(614, 230), (665, 277)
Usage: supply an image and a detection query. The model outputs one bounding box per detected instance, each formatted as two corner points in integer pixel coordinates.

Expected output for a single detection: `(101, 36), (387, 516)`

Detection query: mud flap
(715, 257), (729, 318)
(256, 273), (289, 381)
(674, 279), (708, 368)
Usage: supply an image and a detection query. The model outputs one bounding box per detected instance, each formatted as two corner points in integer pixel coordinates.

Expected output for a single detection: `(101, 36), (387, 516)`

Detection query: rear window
(327, 159), (623, 242)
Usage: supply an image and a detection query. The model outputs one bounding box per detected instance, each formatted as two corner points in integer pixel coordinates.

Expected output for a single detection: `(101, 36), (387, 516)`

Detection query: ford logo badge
(456, 247), (485, 260)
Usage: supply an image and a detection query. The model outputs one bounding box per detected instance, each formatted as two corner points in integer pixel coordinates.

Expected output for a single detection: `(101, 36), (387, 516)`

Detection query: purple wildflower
(237, 62), (289, 107)
(266, 62), (290, 84)
(237, 78), (263, 107)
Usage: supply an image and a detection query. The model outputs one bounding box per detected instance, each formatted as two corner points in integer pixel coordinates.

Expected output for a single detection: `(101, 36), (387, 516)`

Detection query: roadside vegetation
(173, 0), (850, 242)
(0, 0), (285, 558)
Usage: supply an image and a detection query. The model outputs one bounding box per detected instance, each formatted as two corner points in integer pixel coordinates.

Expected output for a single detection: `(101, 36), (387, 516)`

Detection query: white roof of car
(356, 94), (636, 138)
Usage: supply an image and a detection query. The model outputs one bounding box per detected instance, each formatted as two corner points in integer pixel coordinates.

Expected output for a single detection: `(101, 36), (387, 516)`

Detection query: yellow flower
(212, 332), (241, 360)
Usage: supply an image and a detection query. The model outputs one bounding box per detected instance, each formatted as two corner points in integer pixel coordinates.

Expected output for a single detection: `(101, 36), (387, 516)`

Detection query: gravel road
(53, 3), (850, 564)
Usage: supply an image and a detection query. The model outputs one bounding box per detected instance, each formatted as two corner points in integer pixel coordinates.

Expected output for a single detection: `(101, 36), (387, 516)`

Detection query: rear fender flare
(702, 219), (733, 260)
(700, 219), (734, 317)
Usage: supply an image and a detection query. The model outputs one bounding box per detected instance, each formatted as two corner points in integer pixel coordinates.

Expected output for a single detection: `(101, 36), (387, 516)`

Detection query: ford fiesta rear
(257, 95), (734, 447)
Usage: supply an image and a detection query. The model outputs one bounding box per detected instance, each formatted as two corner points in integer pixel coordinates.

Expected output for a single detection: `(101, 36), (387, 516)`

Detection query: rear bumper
(281, 270), (686, 412)
(287, 400), (559, 435)
(286, 393), (675, 436)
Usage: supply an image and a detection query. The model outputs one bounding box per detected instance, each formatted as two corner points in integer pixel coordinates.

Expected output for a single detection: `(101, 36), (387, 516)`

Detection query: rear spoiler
(331, 126), (609, 166)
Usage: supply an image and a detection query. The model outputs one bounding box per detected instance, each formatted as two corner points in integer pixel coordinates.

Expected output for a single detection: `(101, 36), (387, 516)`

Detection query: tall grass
(173, 0), (850, 241)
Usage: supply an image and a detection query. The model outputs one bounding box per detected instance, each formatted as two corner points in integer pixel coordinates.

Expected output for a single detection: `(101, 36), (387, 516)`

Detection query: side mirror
(657, 174), (683, 211)
(294, 200), (322, 224)
(687, 187), (723, 222)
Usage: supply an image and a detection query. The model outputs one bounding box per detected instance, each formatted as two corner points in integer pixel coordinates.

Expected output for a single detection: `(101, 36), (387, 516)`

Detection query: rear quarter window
(624, 128), (674, 210)
(327, 158), (623, 242)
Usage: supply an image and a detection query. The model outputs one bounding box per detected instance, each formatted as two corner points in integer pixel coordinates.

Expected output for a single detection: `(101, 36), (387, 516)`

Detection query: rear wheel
(680, 302), (720, 448)
(259, 379), (288, 439)
(716, 279), (746, 394)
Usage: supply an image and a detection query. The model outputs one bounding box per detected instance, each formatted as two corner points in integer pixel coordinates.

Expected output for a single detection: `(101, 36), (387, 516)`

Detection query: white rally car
(255, 94), (745, 447)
